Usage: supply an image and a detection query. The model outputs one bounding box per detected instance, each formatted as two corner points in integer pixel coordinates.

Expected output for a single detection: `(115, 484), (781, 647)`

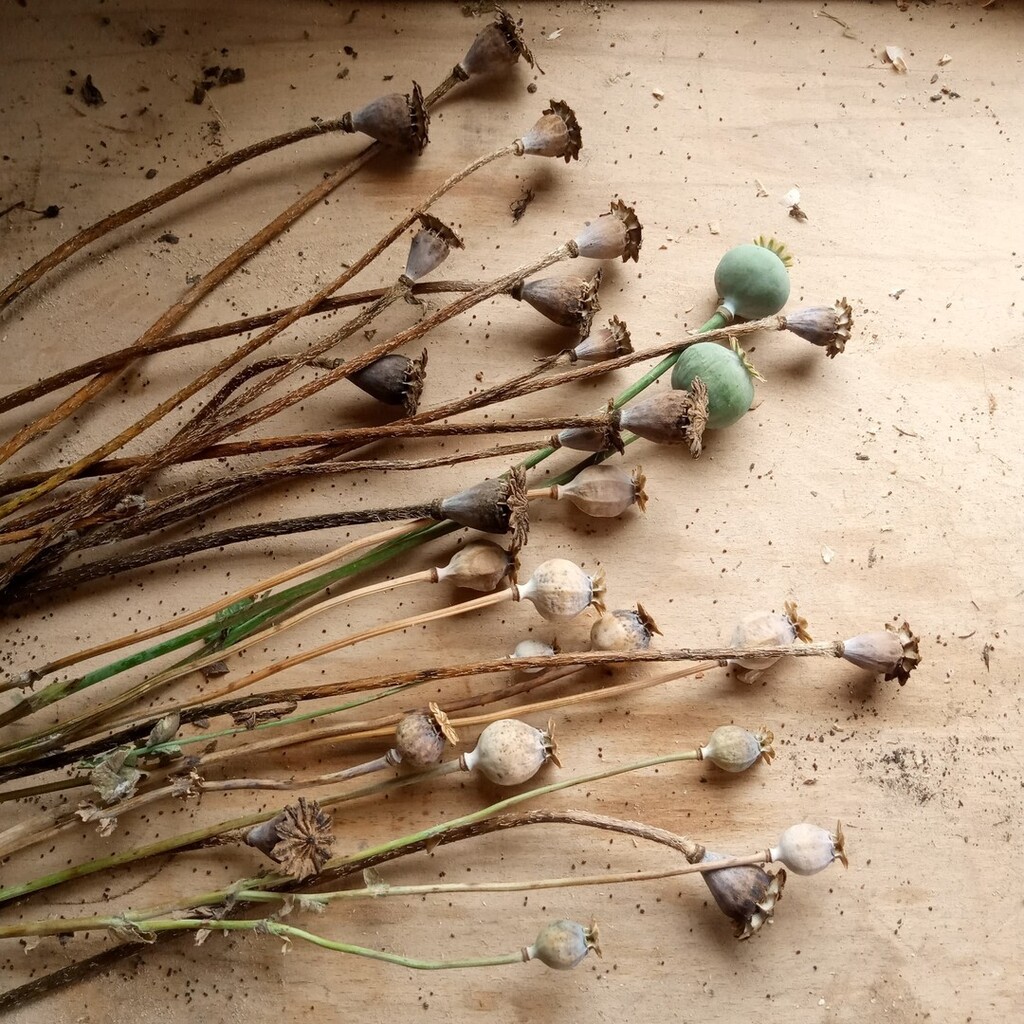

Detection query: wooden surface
(1, 1), (1022, 1020)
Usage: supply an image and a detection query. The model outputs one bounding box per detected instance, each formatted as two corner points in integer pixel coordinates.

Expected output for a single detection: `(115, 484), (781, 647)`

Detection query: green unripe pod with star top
(713, 237), (791, 321)
(670, 340), (762, 429)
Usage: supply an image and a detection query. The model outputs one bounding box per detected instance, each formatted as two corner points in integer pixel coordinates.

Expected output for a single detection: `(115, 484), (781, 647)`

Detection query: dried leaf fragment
(938, 54), (952, 66)
(89, 748), (144, 805)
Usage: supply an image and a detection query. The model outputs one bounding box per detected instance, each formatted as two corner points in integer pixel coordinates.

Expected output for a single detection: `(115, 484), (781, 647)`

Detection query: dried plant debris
(813, 9), (856, 39)
(510, 186), (536, 224)
(81, 74), (105, 106)
(884, 46), (908, 73)
(191, 64), (246, 103)
(780, 186), (808, 222)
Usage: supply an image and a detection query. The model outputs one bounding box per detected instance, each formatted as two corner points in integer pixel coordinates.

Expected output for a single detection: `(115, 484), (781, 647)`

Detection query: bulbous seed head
(783, 297), (853, 357)
(516, 558), (605, 621)
(841, 621), (920, 685)
(458, 6), (537, 78)
(590, 602), (661, 652)
(698, 851), (786, 939)
(569, 315), (633, 363)
(511, 269), (603, 334)
(555, 463), (647, 518)
(438, 466), (529, 549)
(519, 100), (583, 162)
(524, 919), (601, 970)
(700, 724), (775, 772)
(461, 717), (560, 786)
(574, 199), (643, 262)
(345, 82), (429, 154)
(620, 379), (709, 457)
(510, 637), (559, 673)
(730, 601), (811, 683)
(403, 214), (464, 283)
(393, 703), (459, 768)
(770, 821), (848, 876)
(435, 540), (513, 592)
(349, 351), (427, 415)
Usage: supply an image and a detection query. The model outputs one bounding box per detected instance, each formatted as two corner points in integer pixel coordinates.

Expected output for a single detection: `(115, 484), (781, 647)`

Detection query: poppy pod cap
(511, 269), (603, 334)
(519, 100), (583, 162)
(525, 920), (601, 970)
(574, 200), (643, 262)
(569, 315), (633, 363)
(403, 214), (464, 283)
(349, 350), (427, 415)
(783, 298), (853, 358)
(437, 466), (530, 549)
(342, 82), (429, 154)
(698, 851), (786, 940)
(620, 379), (709, 457)
(459, 6), (537, 78)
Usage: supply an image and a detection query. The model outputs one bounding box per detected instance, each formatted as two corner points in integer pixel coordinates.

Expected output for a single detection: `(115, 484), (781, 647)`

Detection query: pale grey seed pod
(519, 100), (582, 162)
(391, 703), (459, 769)
(553, 464), (647, 518)
(700, 724), (775, 773)
(574, 199), (643, 263)
(402, 214), (464, 284)
(524, 919), (601, 970)
(841, 622), (920, 685)
(434, 540), (513, 592)
(515, 558), (606, 621)
(769, 821), (848, 876)
(555, 417), (624, 454)
(511, 638), (559, 673)
(145, 711), (181, 748)
(460, 718), (560, 786)
(590, 603), (660, 652)
(566, 315), (633, 363)
(698, 851), (786, 940)
(782, 297), (853, 358)
(730, 601), (811, 683)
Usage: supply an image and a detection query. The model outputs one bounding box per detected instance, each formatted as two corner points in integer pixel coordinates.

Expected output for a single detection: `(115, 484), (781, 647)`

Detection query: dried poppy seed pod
(436, 467), (529, 548)
(574, 200), (643, 263)
(391, 703), (459, 769)
(460, 718), (560, 786)
(590, 603), (661, 652)
(402, 214), (464, 284)
(524, 919), (601, 970)
(511, 270), (603, 335)
(518, 100), (582, 162)
(782, 298), (853, 358)
(434, 540), (513, 592)
(841, 621), (920, 685)
(564, 315), (634, 364)
(770, 821), (848, 876)
(511, 637), (559, 673)
(730, 600), (811, 684)
(555, 414), (624, 454)
(458, 6), (536, 79)
(340, 83), (429, 154)
(244, 811), (288, 858)
(349, 350), (427, 415)
(700, 724), (775, 773)
(552, 464), (647, 518)
(515, 558), (606, 621)
(243, 798), (335, 879)
(696, 851), (786, 940)
(619, 379), (710, 457)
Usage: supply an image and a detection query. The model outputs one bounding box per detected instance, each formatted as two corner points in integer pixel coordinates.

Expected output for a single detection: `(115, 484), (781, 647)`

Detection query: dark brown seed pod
(349, 350), (427, 415)
(243, 797), (335, 879)
(518, 100), (582, 162)
(695, 851), (786, 940)
(340, 82), (429, 154)
(458, 6), (537, 78)
(402, 214), (464, 284)
(619, 378), (709, 457)
(574, 200), (643, 262)
(511, 269), (602, 335)
(555, 413), (624, 454)
(782, 297), (853, 357)
(434, 539), (514, 592)
(436, 466), (529, 548)
(562, 315), (633, 364)
(391, 703), (459, 769)
(590, 602), (661, 652)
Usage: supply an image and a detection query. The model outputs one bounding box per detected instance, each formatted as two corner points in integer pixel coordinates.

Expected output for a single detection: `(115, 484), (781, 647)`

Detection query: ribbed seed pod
(515, 558), (606, 621)
(553, 464), (647, 518)
(770, 821), (848, 876)
(460, 718), (560, 786)
(341, 82), (429, 154)
(619, 380), (709, 457)
(402, 214), (464, 284)
(841, 621), (920, 685)
(696, 851), (786, 940)
(574, 200), (643, 262)
(510, 270), (602, 334)
(349, 350), (427, 415)
(555, 412), (624, 454)
(782, 297), (853, 358)
(590, 602), (660, 652)
(564, 315), (633, 363)
(434, 540), (513, 592)
(730, 600), (811, 684)
(458, 6), (536, 78)
(436, 467), (529, 549)
(519, 100), (582, 162)
(700, 724), (775, 773)
(391, 703), (459, 769)
(524, 920), (601, 970)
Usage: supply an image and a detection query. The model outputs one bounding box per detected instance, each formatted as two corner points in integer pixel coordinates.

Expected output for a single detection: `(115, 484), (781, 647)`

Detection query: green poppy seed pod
(782, 298), (853, 358)
(730, 601), (811, 684)
(340, 83), (429, 154)
(510, 270), (603, 334)
(518, 100), (582, 162)
(713, 238), (791, 322)
(698, 851), (786, 940)
(515, 558), (606, 621)
(524, 919), (601, 970)
(391, 703), (459, 769)
(619, 380), (710, 457)
(590, 603), (661, 652)
(565, 315), (633, 364)
(460, 718), (561, 786)
(402, 214), (464, 283)
(700, 724), (775, 772)
(458, 6), (536, 79)
(434, 540), (513, 592)
(553, 464), (647, 518)
(841, 622), (920, 685)
(349, 351), (427, 415)
(436, 467), (529, 549)
(769, 821), (848, 876)
(511, 637), (559, 673)
(670, 340), (761, 430)
(574, 200), (643, 262)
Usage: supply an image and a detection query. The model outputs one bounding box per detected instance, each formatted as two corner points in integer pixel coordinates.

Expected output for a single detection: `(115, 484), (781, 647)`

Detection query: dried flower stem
(0, 118), (350, 312)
